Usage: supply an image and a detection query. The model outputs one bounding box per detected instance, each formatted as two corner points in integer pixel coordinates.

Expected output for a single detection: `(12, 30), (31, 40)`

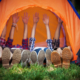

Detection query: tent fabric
(5, 7), (66, 50)
(0, 0), (80, 61)
(68, 0), (80, 19)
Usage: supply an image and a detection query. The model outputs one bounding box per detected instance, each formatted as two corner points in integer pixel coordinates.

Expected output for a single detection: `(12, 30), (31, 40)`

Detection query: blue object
(76, 49), (80, 63)
(76, 49), (80, 57)
(34, 47), (48, 55)
(0, 0), (1, 2)
(44, 48), (48, 53)
(34, 48), (42, 55)
(77, 57), (80, 64)
(67, 0), (80, 19)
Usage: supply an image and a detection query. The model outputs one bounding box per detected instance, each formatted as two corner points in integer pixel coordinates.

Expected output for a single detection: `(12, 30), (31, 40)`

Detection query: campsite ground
(0, 63), (80, 80)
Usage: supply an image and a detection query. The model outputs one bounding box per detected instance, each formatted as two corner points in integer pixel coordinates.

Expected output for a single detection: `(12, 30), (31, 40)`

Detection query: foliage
(0, 64), (80, 80)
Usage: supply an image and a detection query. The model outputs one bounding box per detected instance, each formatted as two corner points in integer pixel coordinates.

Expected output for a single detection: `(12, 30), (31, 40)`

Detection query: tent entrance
(5, 7), (70, 48)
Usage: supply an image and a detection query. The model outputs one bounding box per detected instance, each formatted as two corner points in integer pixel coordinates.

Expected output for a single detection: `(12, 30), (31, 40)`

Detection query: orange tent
(0, 0), (80, 61)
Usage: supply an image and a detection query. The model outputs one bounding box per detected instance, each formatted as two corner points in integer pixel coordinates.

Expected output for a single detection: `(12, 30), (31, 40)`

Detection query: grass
(0, 63), (80, 80)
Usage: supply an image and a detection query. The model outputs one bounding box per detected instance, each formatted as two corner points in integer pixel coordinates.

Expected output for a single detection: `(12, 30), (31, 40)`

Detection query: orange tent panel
(0, 0), (80, 61)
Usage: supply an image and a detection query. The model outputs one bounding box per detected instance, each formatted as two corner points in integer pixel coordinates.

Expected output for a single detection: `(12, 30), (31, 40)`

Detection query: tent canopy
(0, 0), (80, 61)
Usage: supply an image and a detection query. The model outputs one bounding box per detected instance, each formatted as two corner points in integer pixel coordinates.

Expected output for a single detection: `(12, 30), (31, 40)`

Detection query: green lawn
(0, 64), (80, 80)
